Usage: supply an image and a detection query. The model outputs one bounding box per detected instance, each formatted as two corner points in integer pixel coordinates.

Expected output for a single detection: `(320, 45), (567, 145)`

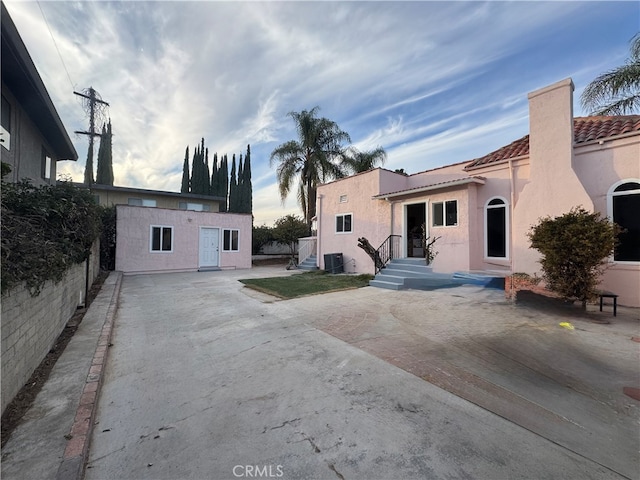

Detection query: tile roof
(574, 115), (640, 143)
(465, 115), (640, 170)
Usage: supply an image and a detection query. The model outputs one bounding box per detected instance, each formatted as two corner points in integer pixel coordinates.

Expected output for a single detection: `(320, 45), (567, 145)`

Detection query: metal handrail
(298, 236), (317, 265)
(375, 235), (402, 274)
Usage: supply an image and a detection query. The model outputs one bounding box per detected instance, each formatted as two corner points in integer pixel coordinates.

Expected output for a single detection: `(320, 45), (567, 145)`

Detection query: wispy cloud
(5, 0), (638, 224)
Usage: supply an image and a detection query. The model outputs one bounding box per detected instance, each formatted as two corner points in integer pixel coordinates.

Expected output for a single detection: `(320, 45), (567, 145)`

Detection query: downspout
(317, 194), (323, 269)
(83, 250), (90, 308)
(508, 159), (515, 294)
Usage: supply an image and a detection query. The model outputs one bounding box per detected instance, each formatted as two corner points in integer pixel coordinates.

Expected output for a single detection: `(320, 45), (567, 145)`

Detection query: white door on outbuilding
(199, 227), (220, 268)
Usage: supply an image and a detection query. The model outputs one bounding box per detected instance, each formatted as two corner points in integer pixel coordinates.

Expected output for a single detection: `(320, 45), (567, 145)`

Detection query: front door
(406, 203), (426, 257)
(199, 227), (219, 268)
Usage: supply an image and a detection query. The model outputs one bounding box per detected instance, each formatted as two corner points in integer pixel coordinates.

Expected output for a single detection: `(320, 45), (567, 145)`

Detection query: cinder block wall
(1, 242), (100, 414)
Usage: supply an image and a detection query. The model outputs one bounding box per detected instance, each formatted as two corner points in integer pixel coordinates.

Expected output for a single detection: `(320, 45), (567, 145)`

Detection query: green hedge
(1, 181), (102, 295)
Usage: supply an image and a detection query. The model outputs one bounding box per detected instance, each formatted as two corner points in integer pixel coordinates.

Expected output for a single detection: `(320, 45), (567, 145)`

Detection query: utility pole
(74, 87), (109, 185)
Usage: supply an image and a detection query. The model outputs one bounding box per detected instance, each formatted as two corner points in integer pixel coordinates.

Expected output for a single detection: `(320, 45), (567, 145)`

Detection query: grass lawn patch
(239, 271), (374, 299)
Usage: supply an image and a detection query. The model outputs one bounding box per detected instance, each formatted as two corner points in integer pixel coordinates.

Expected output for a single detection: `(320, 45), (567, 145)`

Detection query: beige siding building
(87, 183), (224, 212)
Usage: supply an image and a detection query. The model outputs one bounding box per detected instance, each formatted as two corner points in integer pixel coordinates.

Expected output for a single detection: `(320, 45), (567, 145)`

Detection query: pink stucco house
(116, 205), (252, 274)
(314, 78), (640, 307)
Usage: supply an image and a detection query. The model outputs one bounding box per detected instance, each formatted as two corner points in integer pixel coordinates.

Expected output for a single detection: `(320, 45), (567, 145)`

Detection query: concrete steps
(370, 258), (504, 291)
(298, 255), (319, 271)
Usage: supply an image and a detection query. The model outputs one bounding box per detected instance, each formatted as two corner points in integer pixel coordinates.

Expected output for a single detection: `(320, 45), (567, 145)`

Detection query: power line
(74, 87), (110, 185)
(37, 0), (75, 91)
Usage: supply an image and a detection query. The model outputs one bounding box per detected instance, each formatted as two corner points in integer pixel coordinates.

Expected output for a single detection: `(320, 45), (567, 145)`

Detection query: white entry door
(199, 227), (220, 268)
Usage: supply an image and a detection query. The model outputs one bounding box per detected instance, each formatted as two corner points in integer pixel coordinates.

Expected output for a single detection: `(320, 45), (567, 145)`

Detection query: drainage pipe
(317, 194), (323, 269)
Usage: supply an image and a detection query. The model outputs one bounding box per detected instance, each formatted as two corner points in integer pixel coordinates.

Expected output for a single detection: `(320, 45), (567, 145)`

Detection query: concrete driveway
(85, 267), (639, 480)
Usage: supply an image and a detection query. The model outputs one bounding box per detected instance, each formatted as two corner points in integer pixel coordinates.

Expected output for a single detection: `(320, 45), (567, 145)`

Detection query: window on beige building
(129, 198), (157, 207)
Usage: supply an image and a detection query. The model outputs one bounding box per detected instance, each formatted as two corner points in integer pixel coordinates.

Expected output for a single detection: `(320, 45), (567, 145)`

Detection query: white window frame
(179, 202), (210, 211)
(150, 225), (174, 253)
(335, 213), (353, 234)
(222, 229), (239, 252)
(484, 196), (509, 260)
(1, 95), (11, 151)
(432, 200), (458, 227)
(41, 151), (52, 181)
(607, 178), (640, 264)
(129, 198), (157, 207)
(0, 125), (10, 151)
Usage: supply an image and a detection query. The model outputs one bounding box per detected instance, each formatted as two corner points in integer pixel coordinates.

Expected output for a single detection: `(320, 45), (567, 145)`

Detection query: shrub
(528, 207), (619, 308)
(100, 205), (117, 270)
(1, 180), (102, 295)
(272, 215), (310, 257)
(252, 224), (275, 255)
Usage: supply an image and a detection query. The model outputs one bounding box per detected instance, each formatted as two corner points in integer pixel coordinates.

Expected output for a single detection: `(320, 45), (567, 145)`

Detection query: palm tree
(270, 107), (351, 226)
(340, 146), (387, 175)
(581, 33), (640, 115)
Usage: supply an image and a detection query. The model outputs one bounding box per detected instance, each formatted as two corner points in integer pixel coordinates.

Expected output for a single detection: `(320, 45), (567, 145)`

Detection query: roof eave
(464, 154), (529, 172)
(84, 183), (226, 202)
(1, 3), (78, 161)
(373, 177), (486, 200)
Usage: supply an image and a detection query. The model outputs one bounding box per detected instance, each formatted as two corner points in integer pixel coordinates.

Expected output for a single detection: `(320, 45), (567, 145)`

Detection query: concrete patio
(2, 266), (638, 480)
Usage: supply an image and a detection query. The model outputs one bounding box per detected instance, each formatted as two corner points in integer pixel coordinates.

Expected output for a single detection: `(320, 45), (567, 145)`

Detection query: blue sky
(5, 1), (639, 225)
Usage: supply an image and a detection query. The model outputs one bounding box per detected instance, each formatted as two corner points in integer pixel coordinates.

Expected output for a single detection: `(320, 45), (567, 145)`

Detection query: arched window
(608, 180), (640, 262)
(485, 197), (508, 259)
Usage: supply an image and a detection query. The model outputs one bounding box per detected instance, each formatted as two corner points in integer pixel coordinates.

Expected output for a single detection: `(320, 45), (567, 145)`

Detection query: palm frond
(590, 94), (640, 116)
(340, 146), (387, 174)
(630, 33), (640, 62)
(269, 141), (303, 167)
(271, 107), (351, 222)
(275, 158), (300, 204)
(581, 33), (640, 115)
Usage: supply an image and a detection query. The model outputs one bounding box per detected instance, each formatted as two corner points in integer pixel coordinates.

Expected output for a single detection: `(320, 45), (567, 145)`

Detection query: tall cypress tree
(229, 154), (238, 212)
(83, 141), (94, 185)
(95, 124), (107, 184)
(191, 145), (201, 194)
(105, 121), (114, 185)
(95, 121), (114, 185)
(189, 138), (211, 195)
(210, 152), (218, 196)
(244, 144), (252, 214)
(237, 154), (244, 211)
(204, 147), (211, 194)
(181, 146), (190, 193)
(221, 154), (229, 212)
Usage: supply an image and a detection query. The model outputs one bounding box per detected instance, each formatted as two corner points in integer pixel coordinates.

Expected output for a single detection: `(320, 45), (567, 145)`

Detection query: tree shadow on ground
(514, 290), (613, 323)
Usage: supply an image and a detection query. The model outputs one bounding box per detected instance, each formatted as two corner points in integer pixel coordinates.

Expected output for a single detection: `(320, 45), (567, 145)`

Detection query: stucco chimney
(527, 78), (575, 181)
(511, 78), (594, 275)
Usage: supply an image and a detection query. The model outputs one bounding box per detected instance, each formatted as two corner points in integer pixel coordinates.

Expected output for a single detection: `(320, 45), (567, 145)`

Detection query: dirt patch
(1, 270), (109, 448)
(252, 257), (290, 267)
